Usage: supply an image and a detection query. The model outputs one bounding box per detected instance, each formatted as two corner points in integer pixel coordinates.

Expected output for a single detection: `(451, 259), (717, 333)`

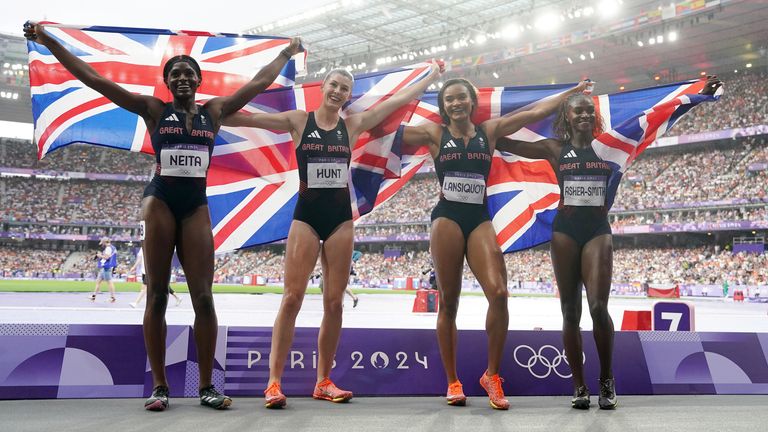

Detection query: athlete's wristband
(280, 49), (292, 60)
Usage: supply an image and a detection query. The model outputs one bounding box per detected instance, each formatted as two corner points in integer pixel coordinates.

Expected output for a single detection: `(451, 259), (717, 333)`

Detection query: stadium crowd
(669, 70), (768, 136)
(2, 243), (767, 290)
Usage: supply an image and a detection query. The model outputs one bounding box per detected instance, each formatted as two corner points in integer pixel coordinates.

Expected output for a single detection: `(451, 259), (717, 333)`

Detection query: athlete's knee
(485, 282), (509, 306)
(561, 303), (581, 327)
(323, 296), (343, 316)
(439, 294), (460, 318)
(189, 290), (215, 314)
(280, 290), (304, 315)
(588, 300), (610, 322)
(146, 285), (169, 308)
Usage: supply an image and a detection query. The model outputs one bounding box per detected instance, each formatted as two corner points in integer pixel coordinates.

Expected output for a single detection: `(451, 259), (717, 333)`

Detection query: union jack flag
(385, 80), (719, 253)
(28, 23), (305, 159)
(207, 64), (433, 252)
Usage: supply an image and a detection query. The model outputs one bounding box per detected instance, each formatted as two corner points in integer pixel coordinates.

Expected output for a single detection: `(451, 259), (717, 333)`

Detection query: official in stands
(496, 75), (722, 410)
(399, 77), (588, 409)
(24, 22), (303, 411)
(223, 63), (442, 408)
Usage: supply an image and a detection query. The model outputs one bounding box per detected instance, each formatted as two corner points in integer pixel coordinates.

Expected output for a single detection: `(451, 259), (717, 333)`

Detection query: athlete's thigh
(465, 221), (507, 295)
(320, 221), (354, 298)
(176, 205), (215, 294)
(581, 234), (613, 305)
(550, 232), (583, 302)
(430, 218), (466, 298)
(141, 196), (177, 287)
(283, 220), (322, 296)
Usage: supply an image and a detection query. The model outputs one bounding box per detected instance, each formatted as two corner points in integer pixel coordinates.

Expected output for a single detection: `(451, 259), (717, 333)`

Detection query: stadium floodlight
(668, 31), (678, 42)
(656, 35), (664, 43)
(476, 34), (487, 45)
(746, 63), (752, 68)
(648, 37), (656, 45)
(534, 12), (561, 32)
(452, 41), (461, 49)
(580, 54), (586, 60)
(589, 51), (595, 59)
(493, 72), (499, 79)
(598, 0), (621, 18)
(567, 57), (573, 64)
(637, 40), (644, 47)
(501, 24), (519, 40)
(583, 6), (595, 16)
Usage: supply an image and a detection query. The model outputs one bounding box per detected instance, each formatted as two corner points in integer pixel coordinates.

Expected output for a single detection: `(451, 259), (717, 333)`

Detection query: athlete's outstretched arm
(207, 38), (304, 123)
(495, 137), (562, 163)
(223, 110), (306, 133)
(346, 62), (443, 136)
(485, 80), (588, 142)
(24, 23), (161, 119)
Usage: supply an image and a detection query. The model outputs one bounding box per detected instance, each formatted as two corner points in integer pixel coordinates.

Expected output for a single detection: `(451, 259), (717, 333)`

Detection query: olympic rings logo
(513, 345), (585, 379)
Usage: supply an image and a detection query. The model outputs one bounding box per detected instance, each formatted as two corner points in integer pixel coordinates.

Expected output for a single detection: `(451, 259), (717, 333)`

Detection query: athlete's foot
(109, 297), (116, 303)
(445, 380), (466, 406)
(144, 385), (169, 411)
(353, 297), (359, 308)
(264, 382), (287, 408)
(175, 297), (182, 307)
(598, 378), (618, 410)
(199, 385), (232, 409)
(571, 385), (591, 410)
(479, 371), (510, 410)
(129, 302), (137, 308)
(88, 294), (96, 302)
(312, 378), (352, 403)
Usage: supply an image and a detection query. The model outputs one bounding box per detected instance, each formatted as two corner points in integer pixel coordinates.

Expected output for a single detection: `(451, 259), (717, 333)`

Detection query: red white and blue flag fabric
(207, 64), (434, 252)
(27, 23), (305, 159)
(389, 80), (719, 252)
(27, 25), (717, 253)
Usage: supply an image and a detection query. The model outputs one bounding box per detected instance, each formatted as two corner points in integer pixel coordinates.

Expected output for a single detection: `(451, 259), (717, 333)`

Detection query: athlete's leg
(141, 197), (177, 389)
(551, 232), (586, 389)
(465, 222), (508, 376)
(176, 205), (217, 389)
(581, 234), (614, 381)
(316, 221), (354, 382)
(268, 221), (321, 385)
(430, 218), (466, 384)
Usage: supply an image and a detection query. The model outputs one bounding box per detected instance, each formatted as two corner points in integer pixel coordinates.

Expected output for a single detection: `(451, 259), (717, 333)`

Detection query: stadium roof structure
(0, 0), (766, 126)
(244, 0), (767, 90)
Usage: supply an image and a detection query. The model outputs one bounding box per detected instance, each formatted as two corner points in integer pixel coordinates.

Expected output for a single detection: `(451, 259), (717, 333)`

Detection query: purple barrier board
(2, 325), (768, 399)
(0, 324), (226, 399)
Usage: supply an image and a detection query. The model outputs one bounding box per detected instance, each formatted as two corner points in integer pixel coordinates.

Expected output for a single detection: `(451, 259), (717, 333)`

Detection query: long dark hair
(162, 55), (202, 81)
(437, 78), (478, 124)
(553, 94), (604, 141)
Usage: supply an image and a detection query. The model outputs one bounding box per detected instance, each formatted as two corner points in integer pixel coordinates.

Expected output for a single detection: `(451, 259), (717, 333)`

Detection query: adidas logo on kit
(443, 139), (458, 149)
(308, 130), (322, 139)
(164, 113), (180, 122)
(564, 149), (578, 159)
